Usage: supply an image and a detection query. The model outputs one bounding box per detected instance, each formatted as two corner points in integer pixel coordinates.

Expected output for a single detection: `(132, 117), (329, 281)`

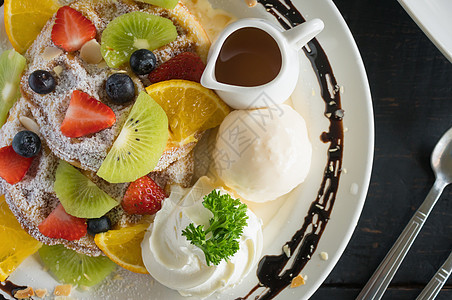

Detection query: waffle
(1, 0), (210, 255)
(20, 0), (210, 173)
(0, 99), (195, 256)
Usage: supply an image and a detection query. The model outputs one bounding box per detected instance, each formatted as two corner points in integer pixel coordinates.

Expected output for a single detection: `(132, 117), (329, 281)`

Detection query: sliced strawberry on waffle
(61, 90), (116, 138)
(148, 52), (206, 84)
(122, 176), (166, 215)
(0, 146), (34, 184)
(51, 6), (96, 52)
(39, 203), (87, 241)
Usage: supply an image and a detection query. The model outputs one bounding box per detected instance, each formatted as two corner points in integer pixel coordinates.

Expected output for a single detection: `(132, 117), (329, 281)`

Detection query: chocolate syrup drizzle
(237, 1), (344, 299)
(0, 280), (27, 299)
(0, 2), (343, 300)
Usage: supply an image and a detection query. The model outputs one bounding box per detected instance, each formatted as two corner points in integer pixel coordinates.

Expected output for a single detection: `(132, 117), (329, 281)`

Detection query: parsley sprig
(181, 190), (249, 266)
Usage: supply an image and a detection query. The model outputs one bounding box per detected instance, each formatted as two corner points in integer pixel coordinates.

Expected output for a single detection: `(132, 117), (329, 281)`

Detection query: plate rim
(292, 0), (374, 298)
(0, 0), (375, 299)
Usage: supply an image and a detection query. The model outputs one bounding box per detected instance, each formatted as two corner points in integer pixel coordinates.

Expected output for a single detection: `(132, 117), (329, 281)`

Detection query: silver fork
(357, 127), (452, 300)
(416, 251), (452, 300)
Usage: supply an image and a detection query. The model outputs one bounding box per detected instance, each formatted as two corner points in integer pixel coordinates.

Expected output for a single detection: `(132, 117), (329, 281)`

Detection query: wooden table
(312, 0), (452, 299)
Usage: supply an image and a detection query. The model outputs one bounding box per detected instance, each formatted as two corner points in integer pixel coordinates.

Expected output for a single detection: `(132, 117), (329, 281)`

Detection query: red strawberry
(148, 52), (206, 84)
(61, 90), (116, 138)
(0, 146), (34, 184)
(51, 6), (96, 52)
(39, 203), (87, 241)
(122, 176), (166, 215)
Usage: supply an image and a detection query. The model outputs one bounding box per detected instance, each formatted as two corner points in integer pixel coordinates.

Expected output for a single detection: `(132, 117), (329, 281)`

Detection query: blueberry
(28, 70), (56, 94)
(130, 49), (157, 75)
(105, 73), (135, 104)
(87, 216), (111, 235)
(12, 130), (41, 158)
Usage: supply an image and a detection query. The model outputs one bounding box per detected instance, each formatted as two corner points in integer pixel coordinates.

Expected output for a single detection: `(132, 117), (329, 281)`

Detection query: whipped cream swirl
(141, 177), (263, 298)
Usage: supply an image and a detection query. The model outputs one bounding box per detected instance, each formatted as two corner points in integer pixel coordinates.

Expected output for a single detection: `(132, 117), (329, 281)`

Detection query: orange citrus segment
(4, 0), (61, 53)
(94, 222), (150, 274)
(0, 195), (42, 281)
(146, 80), (230, 146)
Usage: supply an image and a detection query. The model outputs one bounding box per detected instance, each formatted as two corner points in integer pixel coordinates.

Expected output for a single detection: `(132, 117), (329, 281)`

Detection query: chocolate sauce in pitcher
(215, 27), (282, 87)
(1, 1), (344, 299)
(237, 0), (345, 299)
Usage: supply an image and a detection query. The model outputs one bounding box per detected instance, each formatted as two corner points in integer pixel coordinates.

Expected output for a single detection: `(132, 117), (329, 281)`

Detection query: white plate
(1, 0), (373, 299)
(398, 0), (452, 62)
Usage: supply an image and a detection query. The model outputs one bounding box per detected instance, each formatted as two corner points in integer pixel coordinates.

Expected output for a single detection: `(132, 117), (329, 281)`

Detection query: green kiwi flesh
(136, 0), (179, 9)
(39, 245), (116, 287)
(0, 50), (26, 126)
(97, 92), (169, 183)
(101, 11), (178, 68)
(54, 161), (118, 218)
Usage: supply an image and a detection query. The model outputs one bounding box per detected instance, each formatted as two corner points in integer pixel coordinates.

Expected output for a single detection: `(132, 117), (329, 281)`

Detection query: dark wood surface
(312, 0), (452, 299)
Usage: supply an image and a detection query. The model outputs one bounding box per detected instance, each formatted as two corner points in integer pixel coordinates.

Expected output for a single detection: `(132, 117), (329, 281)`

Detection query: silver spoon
(357, 126), (452, 300)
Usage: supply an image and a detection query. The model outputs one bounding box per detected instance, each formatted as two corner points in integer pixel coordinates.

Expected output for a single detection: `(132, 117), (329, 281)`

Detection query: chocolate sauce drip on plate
(238, 0), (344, 299)
(1, 2), (343, 299)
(0, 280), (27, 299)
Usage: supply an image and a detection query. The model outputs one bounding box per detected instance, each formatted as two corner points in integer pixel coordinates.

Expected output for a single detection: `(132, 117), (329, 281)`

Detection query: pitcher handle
(282, 18), (324, 50)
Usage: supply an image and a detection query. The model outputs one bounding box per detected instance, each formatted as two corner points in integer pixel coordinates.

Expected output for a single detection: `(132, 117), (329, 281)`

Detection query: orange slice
(94, 222), (150, 274)
(0, 195), (42, 281)
(146, 80), (230, 146)
(4, 0), (60, 53)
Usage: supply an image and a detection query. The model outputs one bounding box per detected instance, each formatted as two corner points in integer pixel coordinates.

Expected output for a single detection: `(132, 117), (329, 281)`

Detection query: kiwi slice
(39, 245), (116, 287)
(0, 50), (26, 126)
(54, 161), (118, 218)
(136, 0), (179, 9)
(101, 11), (178, 68)
(97, 92), (168, 183)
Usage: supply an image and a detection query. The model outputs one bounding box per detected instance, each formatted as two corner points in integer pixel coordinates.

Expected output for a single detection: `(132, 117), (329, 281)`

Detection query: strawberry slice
(0, 146), (34, 184)
(39, 203), (87, 241)
(61, 90), (116, 138)
(51, 6), (96, 52)
(122, 176), (166, 215)
(148, 52), (206, 84)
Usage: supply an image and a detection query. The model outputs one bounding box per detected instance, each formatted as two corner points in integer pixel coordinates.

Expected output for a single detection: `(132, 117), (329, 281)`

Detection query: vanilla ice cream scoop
(214, 104), (312, 203)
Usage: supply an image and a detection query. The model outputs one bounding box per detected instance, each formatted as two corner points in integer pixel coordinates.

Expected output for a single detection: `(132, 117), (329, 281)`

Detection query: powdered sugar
(1, 99), (196, 256)
(21, 0), (210, 173)
(1, 0), (210, 256)
(0, 99), (102, 255)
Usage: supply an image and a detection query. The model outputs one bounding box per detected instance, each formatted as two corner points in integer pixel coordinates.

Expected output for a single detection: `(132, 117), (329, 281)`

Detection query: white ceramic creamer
(201, 18), (324, 109)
